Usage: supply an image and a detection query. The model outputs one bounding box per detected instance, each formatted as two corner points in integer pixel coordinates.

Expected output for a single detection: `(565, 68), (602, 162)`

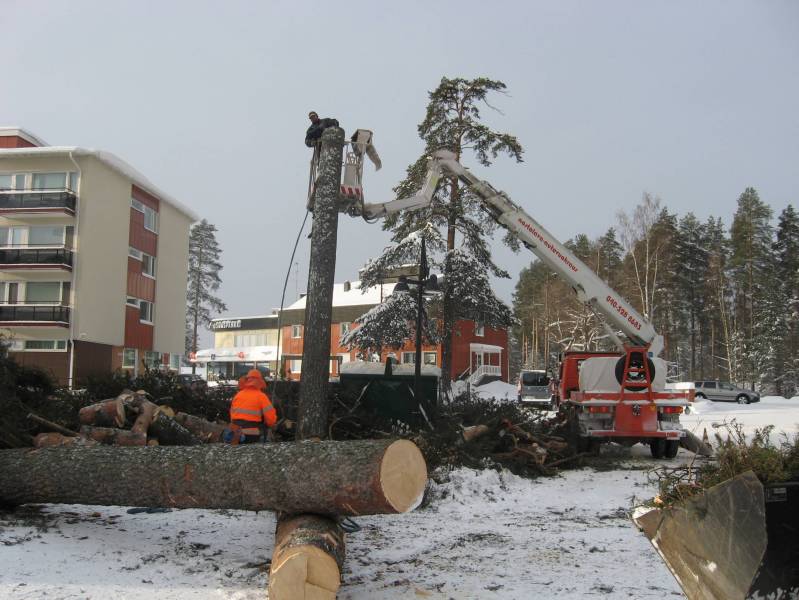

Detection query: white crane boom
(360, 150), (663, 356)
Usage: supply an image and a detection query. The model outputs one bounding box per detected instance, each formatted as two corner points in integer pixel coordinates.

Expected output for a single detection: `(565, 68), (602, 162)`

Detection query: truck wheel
(737, 394), (750, 404)
(664, 439), (679, 458)
(650, 438), (666, 459)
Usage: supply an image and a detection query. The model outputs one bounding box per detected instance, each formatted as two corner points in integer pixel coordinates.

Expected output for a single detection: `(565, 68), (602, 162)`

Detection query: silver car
(693, 381), (760, 404)
(517, 369), (555, 409)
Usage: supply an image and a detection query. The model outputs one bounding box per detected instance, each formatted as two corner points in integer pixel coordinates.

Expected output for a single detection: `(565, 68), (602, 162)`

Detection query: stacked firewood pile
(30, 390), (228, 449)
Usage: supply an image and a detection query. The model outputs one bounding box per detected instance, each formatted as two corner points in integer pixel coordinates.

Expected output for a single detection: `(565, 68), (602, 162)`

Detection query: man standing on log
(228, 370), (277, 443)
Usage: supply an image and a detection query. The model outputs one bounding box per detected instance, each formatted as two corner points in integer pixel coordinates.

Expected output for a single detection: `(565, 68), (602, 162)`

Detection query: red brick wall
(280, 318), (507, 381)
(124, 305), (153, 350)
(0, 136), (36, 148)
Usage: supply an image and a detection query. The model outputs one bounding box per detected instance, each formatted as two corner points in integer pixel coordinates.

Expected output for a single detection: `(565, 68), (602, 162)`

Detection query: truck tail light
(660, 406), (683, 414)
(588, 406), (612, 414)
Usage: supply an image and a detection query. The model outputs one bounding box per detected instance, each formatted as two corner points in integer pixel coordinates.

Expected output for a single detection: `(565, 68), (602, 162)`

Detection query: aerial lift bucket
(633, 471), (799, 600)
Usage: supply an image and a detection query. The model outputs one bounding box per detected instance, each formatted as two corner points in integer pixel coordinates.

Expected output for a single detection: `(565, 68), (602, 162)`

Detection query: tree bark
(78, 397), (126, 428)
(33, 433), (99, 448)
(79, 426), (146, 447)
(0, 438), (427, 514)
(131, 401), (158, 437)
(297, 126), (344, 440)
(148, 412), (202, 446)
(268, 514), (345, 600)
(173, 412), (227, 443)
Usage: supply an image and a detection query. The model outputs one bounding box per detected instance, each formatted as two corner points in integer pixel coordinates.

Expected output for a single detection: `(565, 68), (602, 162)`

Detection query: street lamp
(392, 237), (440, 408)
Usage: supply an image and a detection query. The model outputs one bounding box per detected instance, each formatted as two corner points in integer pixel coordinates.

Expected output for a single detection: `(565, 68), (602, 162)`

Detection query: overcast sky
(2, 1), (798, 347)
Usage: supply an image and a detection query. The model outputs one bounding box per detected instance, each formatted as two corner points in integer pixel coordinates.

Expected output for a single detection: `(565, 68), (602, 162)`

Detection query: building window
(291, 324), (302, 339)
(139, 300), (154, 323)
(128, 247), (143, 260)
(402, 352), (416, 364)
(23, 339), (67, 351)
(340, 322), (351, 336)
(28, 226), (65, 247)
(169, 354), (181, 370)
(0, 226), (25, 247)
(126, 296), (139, 307)
(142, 253), (156, 278)
(290, 359), (302, 373)
(144, 351), (161, 369)
(68, 172), (79, 192)
(235, 333), (266, 347)
(25, 282), (62, 304)
(424, 352), (437, 365)
(474, 323), (485, 337)
(0, 174), (26, 190)
(122, 348), (137, 369)
(131, 198), (159, 233)
(32, 172), (67, 190)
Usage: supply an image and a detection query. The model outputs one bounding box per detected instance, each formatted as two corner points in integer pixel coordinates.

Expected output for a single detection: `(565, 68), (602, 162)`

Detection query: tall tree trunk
(297, 127), (344, 440)
(191, 247), (204, 375)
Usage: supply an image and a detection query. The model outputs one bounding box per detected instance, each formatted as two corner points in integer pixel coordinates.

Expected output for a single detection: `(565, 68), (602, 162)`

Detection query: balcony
(0, 247), (73, 270)
(0, 190), (76, 216)
(0, 304), (70, 326)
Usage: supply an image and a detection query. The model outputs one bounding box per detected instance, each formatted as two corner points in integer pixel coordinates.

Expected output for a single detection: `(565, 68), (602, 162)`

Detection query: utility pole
(296, 126), (344, 440)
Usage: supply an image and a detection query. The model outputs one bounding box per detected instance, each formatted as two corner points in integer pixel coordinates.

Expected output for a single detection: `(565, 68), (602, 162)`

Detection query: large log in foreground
(0, 439), (427, 515)
(269, 514), (345, 600)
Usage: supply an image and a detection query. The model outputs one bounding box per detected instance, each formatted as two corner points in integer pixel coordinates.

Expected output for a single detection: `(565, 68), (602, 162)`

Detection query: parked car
(693, 381), (760, 404)
(176, 373), (207, 393)
(517, 369), (556, 409)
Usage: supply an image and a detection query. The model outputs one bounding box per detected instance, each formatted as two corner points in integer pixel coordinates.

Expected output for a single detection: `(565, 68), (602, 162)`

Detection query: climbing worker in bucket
(305, 111), (339, 147)
(226, 369), (277, 444)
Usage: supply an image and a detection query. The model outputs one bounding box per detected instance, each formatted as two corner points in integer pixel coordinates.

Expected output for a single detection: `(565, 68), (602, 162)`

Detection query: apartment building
(0, 127), (197, 385)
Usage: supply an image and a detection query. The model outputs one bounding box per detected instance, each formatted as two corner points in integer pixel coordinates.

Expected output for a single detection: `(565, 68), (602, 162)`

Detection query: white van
(517, 369), (555, 409)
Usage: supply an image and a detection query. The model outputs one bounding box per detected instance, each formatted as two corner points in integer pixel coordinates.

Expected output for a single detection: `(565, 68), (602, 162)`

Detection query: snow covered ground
(1, 397), (797, 599)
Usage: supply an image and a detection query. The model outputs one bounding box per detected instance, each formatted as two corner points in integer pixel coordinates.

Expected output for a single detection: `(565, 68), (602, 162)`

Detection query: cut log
(131, 400), (158, 437)
(78, 397), (126, 428)
(268, 514), (344, 600)
(148, 412), (202, 446)
(680, 429), (713, 456)
(462, 424), (491, 443)
(33, 433), (99, 448)
(79, 426), (146, 447)
(173, 412), (227, 443)
(0, 439), (427, 514)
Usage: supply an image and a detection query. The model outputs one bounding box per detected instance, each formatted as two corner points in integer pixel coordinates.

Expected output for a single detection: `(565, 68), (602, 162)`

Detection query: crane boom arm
(361, 150), (663, 355)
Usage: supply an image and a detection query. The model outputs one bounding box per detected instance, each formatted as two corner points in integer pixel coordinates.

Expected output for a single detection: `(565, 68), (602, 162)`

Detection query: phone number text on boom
(606, 295), (642, 331)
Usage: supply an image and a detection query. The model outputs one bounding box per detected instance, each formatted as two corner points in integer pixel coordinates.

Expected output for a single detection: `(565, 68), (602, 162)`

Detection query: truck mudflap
(633, 471), (799, 600)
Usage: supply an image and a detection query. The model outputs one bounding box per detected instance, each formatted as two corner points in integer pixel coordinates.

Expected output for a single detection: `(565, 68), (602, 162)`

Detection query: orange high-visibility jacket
(230, 386), (277, 427)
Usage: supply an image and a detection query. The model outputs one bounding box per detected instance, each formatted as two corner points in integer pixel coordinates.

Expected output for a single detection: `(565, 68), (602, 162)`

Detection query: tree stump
(173, 412), (227, 443)
(269, 514), (345, 600)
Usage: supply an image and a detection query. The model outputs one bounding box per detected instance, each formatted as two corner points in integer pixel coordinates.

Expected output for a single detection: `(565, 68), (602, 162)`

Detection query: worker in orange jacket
(229, 369), (277, 444)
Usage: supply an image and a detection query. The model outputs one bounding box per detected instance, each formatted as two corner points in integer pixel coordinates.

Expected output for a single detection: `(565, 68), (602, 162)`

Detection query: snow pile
(683, 395), (799, 438)
(472, 380), (518, 402)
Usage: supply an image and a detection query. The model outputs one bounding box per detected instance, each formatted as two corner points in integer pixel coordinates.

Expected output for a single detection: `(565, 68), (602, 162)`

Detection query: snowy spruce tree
(185, 219), (227, 371)
(378, 77), (523, 398)
(729, 188), (774, 388)
(772, 205), (799, 395)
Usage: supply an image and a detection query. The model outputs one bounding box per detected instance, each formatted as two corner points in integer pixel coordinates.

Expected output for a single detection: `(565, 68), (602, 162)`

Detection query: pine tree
(729, 188), (774, 387)
(185, 220), (227, 371)
(773, 205), (799, 395)
(383, 77), (523, 397)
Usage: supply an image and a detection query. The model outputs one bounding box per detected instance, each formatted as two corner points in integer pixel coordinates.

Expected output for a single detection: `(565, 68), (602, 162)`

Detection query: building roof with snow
(0, 128), (198, 221)
(280, 280), (398, 325)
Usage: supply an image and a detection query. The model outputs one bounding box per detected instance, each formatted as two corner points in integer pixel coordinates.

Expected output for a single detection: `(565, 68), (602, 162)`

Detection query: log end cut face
(380, 439), (428, 513)
(269, 547), (340, 600)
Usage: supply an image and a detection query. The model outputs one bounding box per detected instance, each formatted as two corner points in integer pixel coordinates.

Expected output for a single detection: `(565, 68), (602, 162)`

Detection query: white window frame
(122, 348), (137, 369)
(139, 300), (154, 324)
(24, 281), (64, 305)
(340, 321), (351, 336)
(126, 296), (139, 307)
(131, 198), (145, 212)
(31, 172), (69, 191)
(289, 359), (302, 373)
(22, 339), (67, 352)
(0, 226), (66, 248)
(423, 351), (437, 366)
(128, 247), (143, 260)
(475, 323), (485, 337)
(291, 324), (302, 339)
(142, 253), (156, 278)
(0, 173), (27, 190)
(143, 206), (158, 233)
(402, 351), (416, 364)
